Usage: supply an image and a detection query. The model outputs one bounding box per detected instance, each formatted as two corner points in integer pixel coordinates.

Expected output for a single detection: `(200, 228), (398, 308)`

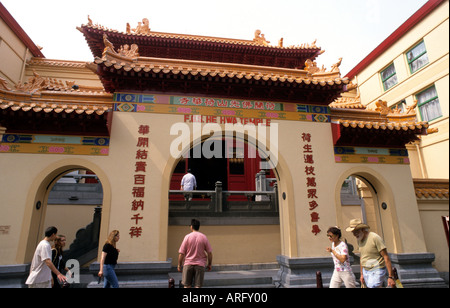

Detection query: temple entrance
(186, 143), (228, 191)
(170, 138), (275, 193)
(166, 135), (281, 266)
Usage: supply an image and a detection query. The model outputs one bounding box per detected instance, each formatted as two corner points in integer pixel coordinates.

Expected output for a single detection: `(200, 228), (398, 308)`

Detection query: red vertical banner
(130, 125), (150, 238)
(301, 132), (321, 236)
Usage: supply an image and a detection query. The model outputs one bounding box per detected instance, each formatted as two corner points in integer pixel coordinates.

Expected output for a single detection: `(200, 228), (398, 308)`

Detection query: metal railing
(169, 181), (278, 217)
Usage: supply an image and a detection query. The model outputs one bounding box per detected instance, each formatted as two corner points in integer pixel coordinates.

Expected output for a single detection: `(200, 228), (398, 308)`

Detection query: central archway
(159, 125), (298, 264)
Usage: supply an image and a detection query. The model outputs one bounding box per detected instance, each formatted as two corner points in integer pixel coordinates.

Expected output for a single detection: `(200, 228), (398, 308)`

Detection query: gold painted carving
(405, 101), (418, 114)
(305, 57), (342, 78)
(330, 57), (342, 73)
(102, 34), (116, 56)
(0, 77), (11, 91)
(253, 30), (270, 46)
(103, 35), (139, 59)
(118, 44), (140, 58)
(371, 99), (421, 124)
(374, 100), (391, 116)
(14, 71), (76, 93)
(287, 40), (321, 49)
(127, 18), (151, 35)
(304, 59), (326, 75)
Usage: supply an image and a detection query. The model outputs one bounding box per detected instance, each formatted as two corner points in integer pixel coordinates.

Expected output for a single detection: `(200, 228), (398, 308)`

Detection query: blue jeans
(103, 264), (119, 288)
(363, 267), (387, 288)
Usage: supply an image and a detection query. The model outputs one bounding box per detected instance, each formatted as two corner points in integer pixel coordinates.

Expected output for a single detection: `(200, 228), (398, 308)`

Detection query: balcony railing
(168, 181), (279, 225)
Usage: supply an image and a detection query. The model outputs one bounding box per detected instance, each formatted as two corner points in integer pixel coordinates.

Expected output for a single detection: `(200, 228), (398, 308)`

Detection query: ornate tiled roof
(82, 21), (322, 50)
(414, 179), (449, 199)
(0, 72), (113, 136)
(337, 119), (429, 131)
(0, 100), (111, 115)
(89, 34), (348, 101)
(78, 17), (326, 70)
(93, 49), (348, 87)
(330, 95), (434, 147)
(0, 73), (112, 115)
(330, 94), (433, 132)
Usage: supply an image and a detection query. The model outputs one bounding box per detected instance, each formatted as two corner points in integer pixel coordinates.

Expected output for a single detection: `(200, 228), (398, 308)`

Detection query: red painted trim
(346, 0), (445, 79)
(0, 2), (44, 58)
(331, 123), (341, 145)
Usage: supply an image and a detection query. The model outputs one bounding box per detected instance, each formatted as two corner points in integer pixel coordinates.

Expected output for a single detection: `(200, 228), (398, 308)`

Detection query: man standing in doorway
(178, 219), (213, 288)
(181, 169), (197, 201)
(346, 219), (396, 288)
(26, 226), (67, 288)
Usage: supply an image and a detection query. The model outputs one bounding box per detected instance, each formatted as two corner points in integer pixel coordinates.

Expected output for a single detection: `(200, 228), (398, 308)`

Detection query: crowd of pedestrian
(26, 170), (395, 289)
(26, 216), (396, 289)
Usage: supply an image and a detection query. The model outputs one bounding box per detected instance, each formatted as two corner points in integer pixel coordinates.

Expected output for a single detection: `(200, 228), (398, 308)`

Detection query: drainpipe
(19, 48), (29, 83)
(415, 141), (428, 179)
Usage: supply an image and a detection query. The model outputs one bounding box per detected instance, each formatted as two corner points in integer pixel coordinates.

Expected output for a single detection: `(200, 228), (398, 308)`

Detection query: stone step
(169, 269), (279, 288)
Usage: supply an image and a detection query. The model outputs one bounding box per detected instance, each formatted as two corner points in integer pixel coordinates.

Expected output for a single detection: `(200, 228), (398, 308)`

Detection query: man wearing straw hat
(346, 219), (396, 288)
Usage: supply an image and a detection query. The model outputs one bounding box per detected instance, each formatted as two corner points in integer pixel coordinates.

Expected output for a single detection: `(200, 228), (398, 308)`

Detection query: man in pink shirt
(177, 219), (213, 288)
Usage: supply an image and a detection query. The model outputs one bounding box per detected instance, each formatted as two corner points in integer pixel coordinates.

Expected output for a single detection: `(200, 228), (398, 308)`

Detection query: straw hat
(345, 219), (370, 232)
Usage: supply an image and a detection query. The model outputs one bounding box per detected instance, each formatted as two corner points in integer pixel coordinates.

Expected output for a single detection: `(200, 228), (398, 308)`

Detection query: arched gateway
(0, 18), (445, 287)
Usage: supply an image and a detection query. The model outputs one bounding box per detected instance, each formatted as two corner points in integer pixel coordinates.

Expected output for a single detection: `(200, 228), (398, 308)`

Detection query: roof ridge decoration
(253, 29), (271, 46)
(2, 71), (105, 95)
(127, 18), (151, 35)
(330, 94), (365, 110)
(27, 58), (90, 69)
(103, 34), (139, 59)
(0, 77), (11, 91)
(83, 16), (323, 51)
(15, 71), (75, 94)
(371, 100), (420, 123)
(305, 57), (342, 77)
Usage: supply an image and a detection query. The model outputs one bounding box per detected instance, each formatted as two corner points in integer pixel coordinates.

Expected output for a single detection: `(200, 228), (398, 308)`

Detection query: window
(407, 41), (429, 73)
(416, 86), (442, 122)
(381, 63), (398, 91)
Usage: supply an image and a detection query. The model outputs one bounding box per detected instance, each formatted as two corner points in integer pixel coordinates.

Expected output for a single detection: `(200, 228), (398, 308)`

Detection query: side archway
(16, 158), (112, 264)
(334, 166), (403, 254)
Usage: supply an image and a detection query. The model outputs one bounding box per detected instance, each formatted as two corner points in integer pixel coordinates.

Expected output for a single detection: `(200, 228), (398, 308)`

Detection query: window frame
(406, 41), (430, 74)
(380, 63), (398, 91)
(416, 86), (442, 122)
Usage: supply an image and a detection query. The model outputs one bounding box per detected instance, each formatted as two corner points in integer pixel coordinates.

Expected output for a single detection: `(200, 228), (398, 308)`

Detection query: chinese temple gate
(0, 16), (446, 287)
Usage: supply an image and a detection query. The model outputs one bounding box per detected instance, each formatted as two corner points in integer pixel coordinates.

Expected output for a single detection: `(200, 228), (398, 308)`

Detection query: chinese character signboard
(301, 132), (321, 236)
(129, 125), (150, 239)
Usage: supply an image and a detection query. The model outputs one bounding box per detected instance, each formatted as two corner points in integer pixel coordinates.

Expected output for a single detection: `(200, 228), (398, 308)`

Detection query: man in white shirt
(26, 226), (67, 288)
(181, 169), (197, 201)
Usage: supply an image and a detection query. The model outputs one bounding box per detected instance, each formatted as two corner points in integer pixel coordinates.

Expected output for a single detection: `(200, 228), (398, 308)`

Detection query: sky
(2, 0), (429, 76)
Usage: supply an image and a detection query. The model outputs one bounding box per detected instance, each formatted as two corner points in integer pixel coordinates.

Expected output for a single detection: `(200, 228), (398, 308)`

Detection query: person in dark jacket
(98, 230), (120, 288)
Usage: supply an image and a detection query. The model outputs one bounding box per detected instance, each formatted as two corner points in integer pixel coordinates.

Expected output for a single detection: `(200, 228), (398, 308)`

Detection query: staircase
(169, 264), (279, 288)
(64, 206), (101, 266)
